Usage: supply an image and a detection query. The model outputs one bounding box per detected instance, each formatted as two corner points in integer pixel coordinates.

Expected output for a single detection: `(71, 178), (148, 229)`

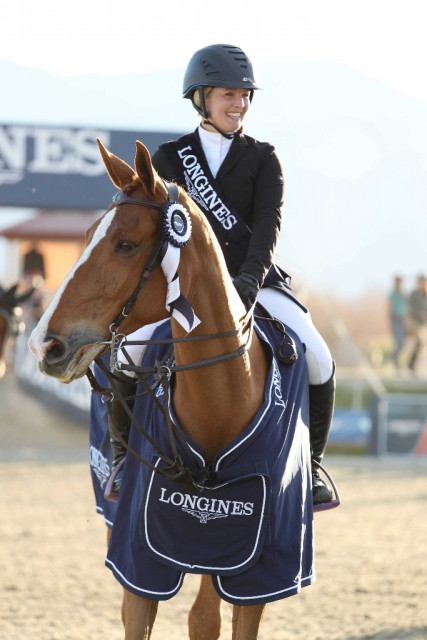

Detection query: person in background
(21, 270), (45, 327)
(107, 44), (336, 506)
(388, 275), (407, 368)
(407, 274), (427, 372)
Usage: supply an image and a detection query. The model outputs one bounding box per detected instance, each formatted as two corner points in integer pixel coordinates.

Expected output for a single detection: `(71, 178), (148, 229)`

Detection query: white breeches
(118, 288), (333, 386)
(258, 287), (333, 385)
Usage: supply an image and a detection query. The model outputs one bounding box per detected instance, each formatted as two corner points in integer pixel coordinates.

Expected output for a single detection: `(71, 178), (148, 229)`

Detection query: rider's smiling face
(203, 87), (251, 133)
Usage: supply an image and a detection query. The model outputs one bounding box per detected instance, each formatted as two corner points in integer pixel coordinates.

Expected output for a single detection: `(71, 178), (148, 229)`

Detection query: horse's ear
(15, 287), (35, 305)
(97, 138), (136, 189)
(134, 141), (159, 195)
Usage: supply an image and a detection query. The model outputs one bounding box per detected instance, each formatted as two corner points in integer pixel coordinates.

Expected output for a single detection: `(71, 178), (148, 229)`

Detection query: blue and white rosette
(162, 202), (192, 248)
(160, 202), (201, 333)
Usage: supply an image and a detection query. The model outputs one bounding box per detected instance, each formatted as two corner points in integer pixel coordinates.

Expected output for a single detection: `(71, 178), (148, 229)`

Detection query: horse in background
(28, 140), (314, 639)
(0, 283), (34, 378)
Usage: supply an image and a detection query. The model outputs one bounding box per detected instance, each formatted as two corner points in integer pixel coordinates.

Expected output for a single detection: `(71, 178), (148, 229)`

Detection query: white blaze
(28, 209), (117, 361)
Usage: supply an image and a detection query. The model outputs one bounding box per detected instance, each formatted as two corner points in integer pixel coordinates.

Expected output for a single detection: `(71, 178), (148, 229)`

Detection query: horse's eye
(116, 240), (137, 254)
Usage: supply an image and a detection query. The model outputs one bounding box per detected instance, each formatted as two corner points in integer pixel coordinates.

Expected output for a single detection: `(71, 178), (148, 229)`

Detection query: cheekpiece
(161, 202), (192, 248)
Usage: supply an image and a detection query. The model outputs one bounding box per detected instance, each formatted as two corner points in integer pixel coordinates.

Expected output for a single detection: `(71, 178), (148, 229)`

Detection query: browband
(112, 182), (179, 209)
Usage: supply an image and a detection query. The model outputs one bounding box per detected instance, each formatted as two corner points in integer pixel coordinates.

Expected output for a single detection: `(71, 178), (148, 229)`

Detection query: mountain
(2, 59), (427, 298)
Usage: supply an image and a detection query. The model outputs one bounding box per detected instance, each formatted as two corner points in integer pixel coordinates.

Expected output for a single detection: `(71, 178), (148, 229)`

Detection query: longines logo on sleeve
(158, 486), (254, 524)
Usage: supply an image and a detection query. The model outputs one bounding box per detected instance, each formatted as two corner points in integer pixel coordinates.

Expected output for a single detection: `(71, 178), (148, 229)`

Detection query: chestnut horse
(0, 284), (33, 378)
(29, 140), (314, 639)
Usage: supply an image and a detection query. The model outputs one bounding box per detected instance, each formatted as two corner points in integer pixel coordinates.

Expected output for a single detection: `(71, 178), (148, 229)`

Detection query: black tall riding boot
(108, 373), (137, 494)
(309, 364), (336, 505)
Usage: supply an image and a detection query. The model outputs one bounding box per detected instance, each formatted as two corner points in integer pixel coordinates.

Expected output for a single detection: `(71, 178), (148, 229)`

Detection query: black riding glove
(233, 272), (260, 310)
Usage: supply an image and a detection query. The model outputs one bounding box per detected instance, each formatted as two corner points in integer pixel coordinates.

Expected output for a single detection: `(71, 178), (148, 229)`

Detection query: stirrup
(312, 461), (341, 512)
(104, 458), (125, 503)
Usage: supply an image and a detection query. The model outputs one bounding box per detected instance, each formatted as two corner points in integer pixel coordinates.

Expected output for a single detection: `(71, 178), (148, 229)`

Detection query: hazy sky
(2, 0), (427, 102)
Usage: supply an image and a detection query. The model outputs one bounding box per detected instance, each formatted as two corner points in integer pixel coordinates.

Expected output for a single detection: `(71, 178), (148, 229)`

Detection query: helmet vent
(201, 59), (225, 82)
(223, 45), (249, 72)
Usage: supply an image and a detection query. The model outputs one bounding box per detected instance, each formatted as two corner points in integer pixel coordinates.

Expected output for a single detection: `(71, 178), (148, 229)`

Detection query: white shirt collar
(198, 125), (233, 178)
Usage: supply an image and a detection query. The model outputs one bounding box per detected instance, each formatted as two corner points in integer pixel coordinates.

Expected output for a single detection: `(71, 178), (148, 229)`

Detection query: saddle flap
(140, 458), (271, 576)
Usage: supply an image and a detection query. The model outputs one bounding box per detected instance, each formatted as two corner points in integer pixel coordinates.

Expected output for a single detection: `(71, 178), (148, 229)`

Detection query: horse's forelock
(123, 178), (140, 195)
(125, 175), (169, 204)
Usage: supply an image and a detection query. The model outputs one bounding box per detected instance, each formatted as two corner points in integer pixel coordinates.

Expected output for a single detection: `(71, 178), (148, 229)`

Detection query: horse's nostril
(43, 336), (67, 364)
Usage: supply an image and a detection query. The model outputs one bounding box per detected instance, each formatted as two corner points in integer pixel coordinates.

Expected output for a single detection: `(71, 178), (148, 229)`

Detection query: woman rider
(108, 44), (336, 506)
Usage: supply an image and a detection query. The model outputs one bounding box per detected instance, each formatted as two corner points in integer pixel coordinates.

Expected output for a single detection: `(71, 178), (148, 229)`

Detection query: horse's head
(0, 283), (33, 309)
(28, 140), (195, 383)
(0, 283), (34, 378)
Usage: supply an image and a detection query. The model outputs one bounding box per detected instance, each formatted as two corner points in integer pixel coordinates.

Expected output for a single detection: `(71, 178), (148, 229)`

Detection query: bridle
(101, 181), (254, 373)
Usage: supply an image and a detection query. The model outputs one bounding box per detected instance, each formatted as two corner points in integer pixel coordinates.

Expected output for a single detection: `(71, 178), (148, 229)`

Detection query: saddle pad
(141, 458), (271, 575)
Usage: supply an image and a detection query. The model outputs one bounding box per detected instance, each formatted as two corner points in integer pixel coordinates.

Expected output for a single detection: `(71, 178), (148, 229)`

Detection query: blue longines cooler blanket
(105, 317), (315, 605)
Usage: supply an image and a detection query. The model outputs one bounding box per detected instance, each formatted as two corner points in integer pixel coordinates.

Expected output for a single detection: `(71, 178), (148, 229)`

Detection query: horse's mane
(176, 183), (232, 287)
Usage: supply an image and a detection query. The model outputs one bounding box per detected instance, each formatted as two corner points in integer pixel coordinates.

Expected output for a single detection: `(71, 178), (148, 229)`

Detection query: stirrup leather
(104, 457), (126, 503)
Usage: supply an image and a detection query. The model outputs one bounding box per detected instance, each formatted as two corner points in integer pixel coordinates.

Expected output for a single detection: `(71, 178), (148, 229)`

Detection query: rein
(92, 356), (190, 480)
(115, 317), (253, 376)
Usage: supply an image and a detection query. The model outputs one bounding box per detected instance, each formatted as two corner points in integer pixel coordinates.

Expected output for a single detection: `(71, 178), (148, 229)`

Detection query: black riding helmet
(183, 44), (261, 120)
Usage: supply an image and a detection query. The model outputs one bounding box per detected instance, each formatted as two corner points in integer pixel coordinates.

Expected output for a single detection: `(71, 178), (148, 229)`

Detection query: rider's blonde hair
(193, 87), (214, 112)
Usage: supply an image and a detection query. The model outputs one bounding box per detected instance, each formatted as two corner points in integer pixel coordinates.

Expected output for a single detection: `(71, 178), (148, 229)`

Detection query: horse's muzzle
(34, 331), (107, 382)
